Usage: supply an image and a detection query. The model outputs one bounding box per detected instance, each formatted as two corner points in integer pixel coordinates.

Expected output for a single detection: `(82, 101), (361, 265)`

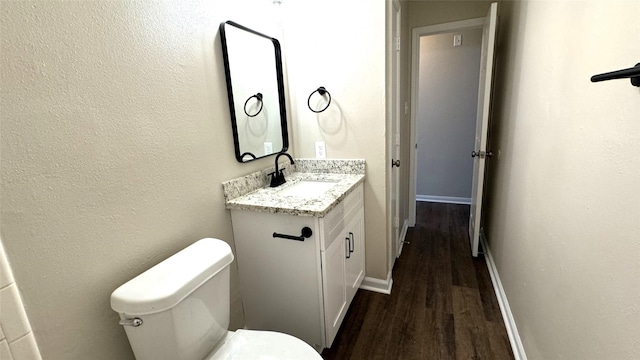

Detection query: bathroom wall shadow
(239, 107), (269, 154)
(316, 100), (347, 148)
(245, 107), (269, 137)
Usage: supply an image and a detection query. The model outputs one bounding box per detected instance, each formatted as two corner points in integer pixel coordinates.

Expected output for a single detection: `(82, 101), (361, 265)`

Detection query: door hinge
(395, 37), (401, 52)
(394, 217), (399, 228)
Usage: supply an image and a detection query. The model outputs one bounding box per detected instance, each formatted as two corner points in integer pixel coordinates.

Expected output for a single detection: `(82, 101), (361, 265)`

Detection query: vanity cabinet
(230, 183), (365, 350)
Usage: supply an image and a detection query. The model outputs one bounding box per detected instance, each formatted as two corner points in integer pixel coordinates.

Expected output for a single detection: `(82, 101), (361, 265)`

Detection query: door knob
(391, 159), (401, 168)
(471, 151), (493, 159)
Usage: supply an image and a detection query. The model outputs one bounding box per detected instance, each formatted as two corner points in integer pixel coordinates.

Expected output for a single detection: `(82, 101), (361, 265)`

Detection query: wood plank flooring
(321, 202), (514, 360)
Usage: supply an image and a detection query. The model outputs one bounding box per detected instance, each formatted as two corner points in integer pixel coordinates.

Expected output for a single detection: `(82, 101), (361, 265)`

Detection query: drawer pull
(348, 232), (354, 253)
(273, 227), (313, 241)
(345, 237), (351, 258)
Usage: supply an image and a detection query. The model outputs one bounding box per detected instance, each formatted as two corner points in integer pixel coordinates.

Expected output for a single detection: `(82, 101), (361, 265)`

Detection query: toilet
(110, 238), (322, 360)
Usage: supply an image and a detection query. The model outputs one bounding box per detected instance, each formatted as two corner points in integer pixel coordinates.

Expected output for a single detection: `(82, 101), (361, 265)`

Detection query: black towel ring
(244, 93), (263, 117)
(307, 87), (331, 113)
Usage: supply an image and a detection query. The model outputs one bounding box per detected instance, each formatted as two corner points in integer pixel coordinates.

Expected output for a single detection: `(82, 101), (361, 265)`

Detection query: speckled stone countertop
(223, 159), (365, 217)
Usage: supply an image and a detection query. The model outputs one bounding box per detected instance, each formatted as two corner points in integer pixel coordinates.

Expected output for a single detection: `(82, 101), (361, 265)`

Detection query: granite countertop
(223, 159), (366, 217)
(225, 172), (364, 217)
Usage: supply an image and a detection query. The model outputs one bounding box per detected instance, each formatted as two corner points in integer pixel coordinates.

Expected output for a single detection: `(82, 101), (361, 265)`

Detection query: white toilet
(110, 238), (322, 360)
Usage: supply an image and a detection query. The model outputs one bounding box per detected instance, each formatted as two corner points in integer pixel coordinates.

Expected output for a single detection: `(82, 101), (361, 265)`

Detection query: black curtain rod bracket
(591, 63), (640, 87)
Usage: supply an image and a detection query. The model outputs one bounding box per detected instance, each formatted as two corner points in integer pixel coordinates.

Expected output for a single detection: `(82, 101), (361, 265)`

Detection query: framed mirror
(220, 21), (289, 163)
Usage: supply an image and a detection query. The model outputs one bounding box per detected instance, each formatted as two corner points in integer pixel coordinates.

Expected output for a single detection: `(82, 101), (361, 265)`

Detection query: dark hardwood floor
(321, 202), (514, 360)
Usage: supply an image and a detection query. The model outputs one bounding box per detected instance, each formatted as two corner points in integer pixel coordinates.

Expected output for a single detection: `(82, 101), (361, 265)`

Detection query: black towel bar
(273, 227), (313, 241)
(591, 63), (640, 87)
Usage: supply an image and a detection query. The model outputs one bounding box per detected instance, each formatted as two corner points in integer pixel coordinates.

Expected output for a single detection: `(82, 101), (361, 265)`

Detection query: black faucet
(269, 152), (295, 187)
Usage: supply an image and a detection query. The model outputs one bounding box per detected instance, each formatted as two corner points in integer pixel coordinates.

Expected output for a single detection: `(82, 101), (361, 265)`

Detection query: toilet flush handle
(119, 317), (143, 327)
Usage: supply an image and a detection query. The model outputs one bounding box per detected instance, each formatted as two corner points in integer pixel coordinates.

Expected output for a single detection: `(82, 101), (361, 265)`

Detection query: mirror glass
(220, 21), (288, 163)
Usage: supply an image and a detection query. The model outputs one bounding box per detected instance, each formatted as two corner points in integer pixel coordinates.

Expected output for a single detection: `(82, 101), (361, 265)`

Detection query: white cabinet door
(321, 228), (348, 348)
(230, 210), (324, 347)
(345, 208), (365, 304)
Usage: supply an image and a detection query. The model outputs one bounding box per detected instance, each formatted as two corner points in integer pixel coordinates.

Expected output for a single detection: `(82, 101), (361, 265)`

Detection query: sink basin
(276, 180), (338, 198)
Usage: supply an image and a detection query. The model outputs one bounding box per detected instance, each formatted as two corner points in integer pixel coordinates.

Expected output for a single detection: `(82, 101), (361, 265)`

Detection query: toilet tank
(110, 238), (234, 360)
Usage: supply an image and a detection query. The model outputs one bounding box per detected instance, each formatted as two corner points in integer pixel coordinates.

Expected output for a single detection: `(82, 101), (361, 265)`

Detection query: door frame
(388, 0), (402, 270)
(392, 0), (401, 260)
(408, 17), (485, 226)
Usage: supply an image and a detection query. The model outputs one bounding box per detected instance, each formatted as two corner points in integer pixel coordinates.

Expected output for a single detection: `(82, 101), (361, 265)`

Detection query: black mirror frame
(219, 21), (289, 163)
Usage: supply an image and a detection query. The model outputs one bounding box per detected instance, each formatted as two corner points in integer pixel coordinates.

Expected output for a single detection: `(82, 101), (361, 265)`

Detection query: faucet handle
(269, 171), (281, 187)
(269, 170), (287, 188)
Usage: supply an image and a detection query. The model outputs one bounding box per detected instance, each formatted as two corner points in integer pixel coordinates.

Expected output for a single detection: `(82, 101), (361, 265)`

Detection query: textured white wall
(486, 1), (640, 358)
(0, 1), (290, 359)
(283, 0), (389, 279)
(416, 29), (482, 199)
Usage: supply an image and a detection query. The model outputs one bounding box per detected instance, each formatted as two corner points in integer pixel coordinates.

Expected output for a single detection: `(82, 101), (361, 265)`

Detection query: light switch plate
(264, 142), (273, 155)
(453, 34), (462, 47)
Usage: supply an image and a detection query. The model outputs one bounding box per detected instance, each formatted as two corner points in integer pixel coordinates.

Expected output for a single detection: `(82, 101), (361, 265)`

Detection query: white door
(391, 0), (402, 260)
(469, 2), (498, 257)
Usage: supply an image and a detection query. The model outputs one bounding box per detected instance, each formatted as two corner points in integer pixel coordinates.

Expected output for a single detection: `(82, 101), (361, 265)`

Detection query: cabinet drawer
(320, 183), (363, 251)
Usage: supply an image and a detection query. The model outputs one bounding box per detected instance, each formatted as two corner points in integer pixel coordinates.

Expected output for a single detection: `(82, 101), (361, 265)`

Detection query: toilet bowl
(207, 329), (321, 359)
(110, 238), (321, 360)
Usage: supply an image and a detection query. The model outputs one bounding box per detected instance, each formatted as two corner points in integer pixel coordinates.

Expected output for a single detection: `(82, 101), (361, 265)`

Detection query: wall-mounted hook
(307, 86), (332, 113)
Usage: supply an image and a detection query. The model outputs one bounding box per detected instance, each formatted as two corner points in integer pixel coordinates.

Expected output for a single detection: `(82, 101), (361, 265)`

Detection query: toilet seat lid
(208, 329), (322, 360)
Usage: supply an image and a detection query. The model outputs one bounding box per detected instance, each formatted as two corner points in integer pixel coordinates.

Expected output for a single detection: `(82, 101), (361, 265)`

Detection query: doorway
(409, 17), (485, 225)
(415, 28), (483, 205)
(408, 3), (498, 257)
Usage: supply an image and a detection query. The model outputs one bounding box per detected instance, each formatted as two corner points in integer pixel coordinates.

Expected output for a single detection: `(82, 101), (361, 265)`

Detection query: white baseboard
(416, 195), (471, 205)
(397, 219), (409, 257)
(360, 270), (393, 295)
(480, 232), (528, 360)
